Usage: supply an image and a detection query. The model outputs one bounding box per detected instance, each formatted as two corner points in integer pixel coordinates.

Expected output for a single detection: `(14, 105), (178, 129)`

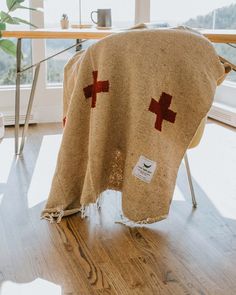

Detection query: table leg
(15, 38), (22, 155)
(19, 63), (41, 155)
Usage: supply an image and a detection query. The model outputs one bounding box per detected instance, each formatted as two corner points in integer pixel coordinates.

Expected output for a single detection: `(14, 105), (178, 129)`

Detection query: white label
(132, 156), (157, 183)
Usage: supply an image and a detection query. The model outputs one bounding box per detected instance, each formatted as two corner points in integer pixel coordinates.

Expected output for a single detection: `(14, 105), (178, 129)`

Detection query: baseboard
(2, 105), (62, 126)
(208, 102), (236, 128)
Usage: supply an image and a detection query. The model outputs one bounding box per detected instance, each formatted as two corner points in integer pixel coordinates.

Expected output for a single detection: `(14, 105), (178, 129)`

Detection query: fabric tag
(132, 156), (157, 183)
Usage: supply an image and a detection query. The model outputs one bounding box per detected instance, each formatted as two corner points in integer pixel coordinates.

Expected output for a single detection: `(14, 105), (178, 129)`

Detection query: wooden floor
(0, 120), (236, 295)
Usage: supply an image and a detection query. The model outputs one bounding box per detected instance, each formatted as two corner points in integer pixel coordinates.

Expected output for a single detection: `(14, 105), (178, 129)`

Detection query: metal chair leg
(184, 153), (197, 208)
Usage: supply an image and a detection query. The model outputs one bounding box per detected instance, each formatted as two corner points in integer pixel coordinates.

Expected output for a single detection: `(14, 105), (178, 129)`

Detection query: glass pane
(44, 0), (77, 84)
(44, 0), (135, 84)
(0, 0), (32, 86)
(151, 0), (234, 27)
(0, 39), (32, 86)
(214, 44), (236, 82)
(46, 39), (76, 84)
(151, 1), (236, 83)
(46, 39), (95, 84)
(44, 0), (135, 28)
(44, 0), (79, 27)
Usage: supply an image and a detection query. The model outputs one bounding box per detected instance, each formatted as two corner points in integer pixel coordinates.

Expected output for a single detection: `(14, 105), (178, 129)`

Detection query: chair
(42, 29), (229, 224)
(184, 117), (207, 208)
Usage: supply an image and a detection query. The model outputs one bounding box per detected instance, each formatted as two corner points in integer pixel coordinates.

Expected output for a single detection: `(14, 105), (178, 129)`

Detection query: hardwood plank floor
(0, 120), (235, 295)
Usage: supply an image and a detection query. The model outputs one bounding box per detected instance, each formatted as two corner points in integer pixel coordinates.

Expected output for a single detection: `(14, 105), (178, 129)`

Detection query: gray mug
(91, 9), (112, 28)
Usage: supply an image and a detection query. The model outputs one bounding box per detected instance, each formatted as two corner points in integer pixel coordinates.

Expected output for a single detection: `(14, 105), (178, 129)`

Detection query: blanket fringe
(115, 214), (168, 227)
(96, 193), (104, 210)
(41, 191), (167, 226)
(42, 209), (65, 224)
(41, 207), (81, 223)
(80, 205), (89, 219)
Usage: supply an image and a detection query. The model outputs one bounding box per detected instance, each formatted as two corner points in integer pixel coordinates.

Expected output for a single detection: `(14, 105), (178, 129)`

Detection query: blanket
(41, 28), (225, 224)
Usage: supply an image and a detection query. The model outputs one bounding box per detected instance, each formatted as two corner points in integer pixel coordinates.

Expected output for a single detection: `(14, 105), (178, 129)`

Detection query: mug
(91, 9), (112, 28)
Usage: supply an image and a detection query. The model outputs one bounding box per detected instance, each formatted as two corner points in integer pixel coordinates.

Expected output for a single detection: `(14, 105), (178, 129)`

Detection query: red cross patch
(148, 92), (177, 131)
(83, 71), (109, 108)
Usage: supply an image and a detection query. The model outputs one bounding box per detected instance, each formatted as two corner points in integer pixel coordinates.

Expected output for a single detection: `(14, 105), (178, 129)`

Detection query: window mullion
(30, 0), (46, 91)
(135, 0), (150, 24)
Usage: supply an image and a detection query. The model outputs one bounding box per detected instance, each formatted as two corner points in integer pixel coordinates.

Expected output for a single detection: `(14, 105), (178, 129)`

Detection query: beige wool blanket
(41, 28), (226, 224)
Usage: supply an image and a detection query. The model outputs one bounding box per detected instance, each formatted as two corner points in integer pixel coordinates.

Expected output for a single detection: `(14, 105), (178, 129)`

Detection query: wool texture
(41, 28), (225, 224)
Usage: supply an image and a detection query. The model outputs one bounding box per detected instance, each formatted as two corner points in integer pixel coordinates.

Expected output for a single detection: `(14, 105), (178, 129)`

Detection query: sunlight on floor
(27, 134), (62, 208)
(0, 278), (61, 295)
(0, 193), (3, 205)
(188, 122), (236, 220)
(0, 138), (14, 183)
(173, 185), (186, 201)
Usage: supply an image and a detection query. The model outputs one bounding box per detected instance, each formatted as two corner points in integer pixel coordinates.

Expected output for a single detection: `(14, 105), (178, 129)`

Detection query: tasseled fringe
(41, 191), (167, 227)
(42, 209), (65, 224)
(41, 208), (82, 223)
(80, 193), (104, 219)
(96, 193), (104, 210)
(41, 194), (105, 223)
(80, 205), (89, 219)
(115, 214), (168, 227)
(115, 215), (143, 227)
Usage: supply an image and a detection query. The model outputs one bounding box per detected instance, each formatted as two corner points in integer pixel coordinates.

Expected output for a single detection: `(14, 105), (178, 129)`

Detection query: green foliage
(7, 0), (25, 11)
(0, 11), (19, 24)
(7, 0), (36, 12)
(0, 39), (32, 85)
(0, 0), (37, 57)
(0, 38), (17, 55)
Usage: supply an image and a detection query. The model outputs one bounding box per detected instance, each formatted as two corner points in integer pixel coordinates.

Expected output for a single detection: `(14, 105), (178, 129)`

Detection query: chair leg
(184, 153), (197, 208)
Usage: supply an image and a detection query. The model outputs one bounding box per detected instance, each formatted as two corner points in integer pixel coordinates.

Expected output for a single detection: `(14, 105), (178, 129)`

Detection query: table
(2, 28), (236, 155)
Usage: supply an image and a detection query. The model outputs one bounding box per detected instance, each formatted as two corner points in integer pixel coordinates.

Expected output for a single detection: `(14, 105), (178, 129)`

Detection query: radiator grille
(3, 113), (35, 126)
(209, 103), (236, 127)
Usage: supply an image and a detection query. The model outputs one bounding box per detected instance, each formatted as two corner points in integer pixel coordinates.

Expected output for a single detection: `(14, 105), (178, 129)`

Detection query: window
(151, 0), (234, 26)
(151, 0), (236, 82)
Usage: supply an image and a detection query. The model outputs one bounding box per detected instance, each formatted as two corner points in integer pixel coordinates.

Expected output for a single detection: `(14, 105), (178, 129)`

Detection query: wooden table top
(1, 27), (121, 40)
(2, 27), (236, 43)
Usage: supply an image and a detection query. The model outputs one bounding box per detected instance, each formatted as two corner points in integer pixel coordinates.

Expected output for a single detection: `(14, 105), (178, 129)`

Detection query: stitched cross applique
(83, 71), (109, 108)
(148, 92), (177, 131)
